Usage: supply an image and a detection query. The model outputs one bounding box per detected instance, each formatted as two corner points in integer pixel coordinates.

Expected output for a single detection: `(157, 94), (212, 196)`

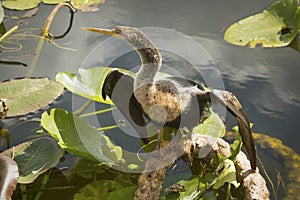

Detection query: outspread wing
(102, 70), (149, 144)
(210, 89), (257, 170)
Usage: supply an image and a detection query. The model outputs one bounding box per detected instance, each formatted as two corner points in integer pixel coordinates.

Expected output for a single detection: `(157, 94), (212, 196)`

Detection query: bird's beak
(82, 27), (121, 37)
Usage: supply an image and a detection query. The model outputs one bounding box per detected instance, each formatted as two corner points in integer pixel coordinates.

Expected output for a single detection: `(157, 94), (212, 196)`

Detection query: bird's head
(83, 26), (155, 50)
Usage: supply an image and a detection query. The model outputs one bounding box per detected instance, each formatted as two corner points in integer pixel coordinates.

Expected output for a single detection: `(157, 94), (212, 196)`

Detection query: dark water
(1, 0), (300, 198)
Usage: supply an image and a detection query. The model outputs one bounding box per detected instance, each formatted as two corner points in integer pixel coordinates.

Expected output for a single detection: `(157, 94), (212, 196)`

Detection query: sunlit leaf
(224, 0), (300, 48)
(179, 178), (202, 199)
(175, 176), (212, 199)
(73, 180), (135, 200)
(0, 137), (64, 184)
(41, 108), (122, 163)
(192, 111), (226, 138)
(213, 159), (239, 189)
(2, 0), (67, 10)
(0, 155), (18, 200)
(56, 67), (134, 104)
(42, 0), (66, 4)
(0, 3), (4, 24)
(2, 0), (41, 10)
(71, 0), (105, 12)
(0, 78), (64, 117)
(56, 67), (113, 104)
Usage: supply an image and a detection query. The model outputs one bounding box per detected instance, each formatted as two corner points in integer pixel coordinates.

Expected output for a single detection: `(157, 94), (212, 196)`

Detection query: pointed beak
(82, 27), (121, 37)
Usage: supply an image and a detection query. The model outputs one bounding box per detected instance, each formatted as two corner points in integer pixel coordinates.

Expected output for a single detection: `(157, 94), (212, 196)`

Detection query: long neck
(127, 33), (162, 90)
(135, 48), (161, 88)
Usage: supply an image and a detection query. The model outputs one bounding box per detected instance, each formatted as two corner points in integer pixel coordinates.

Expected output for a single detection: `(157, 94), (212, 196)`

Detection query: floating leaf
(42, 0), (66, 4)
(2, 0), (41, 10)
(2, 0), (67, 10)
(41, 108), (122, 163)
(71, 0), (105, 12)
(192, 111), (226, 138)
(74, 180), (135, 200)
(56, 67), (134, 104)
(0, 78), (64, 117)
(0, 137), (64, 184)
(0, 155), (18, 200)
(224, 0), (300, 48)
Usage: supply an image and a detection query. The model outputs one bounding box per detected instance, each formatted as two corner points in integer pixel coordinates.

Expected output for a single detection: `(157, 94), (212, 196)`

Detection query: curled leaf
(1, 137), (64, 184)
(0, 155), (18, 200)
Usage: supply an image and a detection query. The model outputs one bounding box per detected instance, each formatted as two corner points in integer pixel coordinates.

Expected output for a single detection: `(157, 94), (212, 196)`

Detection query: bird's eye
(114, 28), (122, 34)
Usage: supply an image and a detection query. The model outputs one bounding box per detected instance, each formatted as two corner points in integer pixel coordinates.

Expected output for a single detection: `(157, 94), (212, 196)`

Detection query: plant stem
(27, 2), (76, 77)
(20, 184), (27, 200)
(34, 169), (52, 200)
(74, 100), (93, 116)
(79, 107), (116, 117)
(0, 23), (19, 44)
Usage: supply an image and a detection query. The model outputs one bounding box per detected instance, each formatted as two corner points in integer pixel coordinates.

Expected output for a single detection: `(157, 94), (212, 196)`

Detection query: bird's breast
(134, 84), (192, 124)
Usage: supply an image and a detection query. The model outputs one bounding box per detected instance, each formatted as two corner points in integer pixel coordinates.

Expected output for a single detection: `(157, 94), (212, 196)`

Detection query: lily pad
(56, 67), (134, 104)
(73, 180), (135, 200)
(192, 111), (226, 138)
(70, 0), (105, 12)
(41, 108), (122, 163)
(42, 0), (66, 4)
(0, 155), (18, 200)
(224, 0), (300, 48)
(2, 0), (41, 10)
(2, 0), (66, 10)
(0, 137), (64, 184)
(0, 77), (64, 117)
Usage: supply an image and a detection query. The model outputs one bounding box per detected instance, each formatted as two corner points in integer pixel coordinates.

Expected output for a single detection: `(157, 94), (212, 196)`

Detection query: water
(1, 0), (300, 198)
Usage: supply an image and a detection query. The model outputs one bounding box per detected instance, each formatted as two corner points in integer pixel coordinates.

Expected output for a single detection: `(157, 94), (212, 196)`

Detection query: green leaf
(229, 127), (243, 161)
(56, 67), (135, 104)
(192, 112), (226, 138)
(0, 78), (64, 117)
(178, 178), (201, 199)
(267, 0), (298, 21)
(213, 159), (239, 189)
(56, 67), (113, 104)
(73, 180), (135, 200)
(175, 174), (217, 200)
(42, 0), (66, 4)
(296, 7), (300, 28)
(66, 159), (107, 179)
(0, 137), (64, 184)
(41, 108), (122, 163)
(70, 0), (105, 12)
(0, 3), (4, 24)
(2, 0), (66, 10)
(224, 0), (300, 48)
(2, 0), (42, 10)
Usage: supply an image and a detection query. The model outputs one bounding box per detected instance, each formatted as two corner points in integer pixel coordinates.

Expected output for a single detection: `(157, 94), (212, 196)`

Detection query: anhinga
(83, 26), (257, 170)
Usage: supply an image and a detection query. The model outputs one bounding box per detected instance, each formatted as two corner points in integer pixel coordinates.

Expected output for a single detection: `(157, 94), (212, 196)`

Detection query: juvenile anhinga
(83, 26), (257, 170)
